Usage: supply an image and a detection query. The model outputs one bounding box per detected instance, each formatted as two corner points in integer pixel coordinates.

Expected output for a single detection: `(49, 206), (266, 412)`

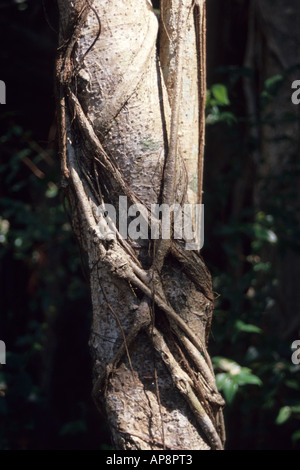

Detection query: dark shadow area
(0, 0), (110, 450)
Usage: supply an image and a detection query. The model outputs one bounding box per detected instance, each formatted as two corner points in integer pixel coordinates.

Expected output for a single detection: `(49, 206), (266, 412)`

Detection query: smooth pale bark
(56, 0), (224, 450)
(160, 0), (201, 205)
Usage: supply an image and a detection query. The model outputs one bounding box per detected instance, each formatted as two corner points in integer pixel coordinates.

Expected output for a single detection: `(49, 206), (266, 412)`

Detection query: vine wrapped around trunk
(56, 0), (225, 450)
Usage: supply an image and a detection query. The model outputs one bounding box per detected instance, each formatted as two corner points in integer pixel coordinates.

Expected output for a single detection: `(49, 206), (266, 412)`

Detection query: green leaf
(291, 405), (300, 413)
(235, 320), (262, 334)
(219, 111), (237, 125)
(253, 224), (278, 244)
(211, 84), (230, 106)
(285, 379), (300, 391)
(276, 406), (292, 425)
(253, 261), (271, 272)
(215, 373), (239, 404)
(236, 370), (263, 386)
(45, 183), (58, 199)
(292, 430), (300, 444)
(206, 89), (211, 106)
(264, 74), (283, 92)
(223, 376), (239, 404)
(206, 106), (220, 125)
(215, 372), (228, 389)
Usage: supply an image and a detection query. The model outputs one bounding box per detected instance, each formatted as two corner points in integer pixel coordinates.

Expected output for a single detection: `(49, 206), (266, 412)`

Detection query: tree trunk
(56, 0), (225, 450)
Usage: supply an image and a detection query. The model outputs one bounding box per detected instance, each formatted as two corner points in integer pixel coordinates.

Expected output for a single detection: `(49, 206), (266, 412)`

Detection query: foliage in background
(205, 77), (300, 450)
(0, 114), (109, 449)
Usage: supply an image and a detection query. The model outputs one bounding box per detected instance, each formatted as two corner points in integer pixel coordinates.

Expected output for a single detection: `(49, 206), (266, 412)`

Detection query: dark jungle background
(0, 0), (299, 450)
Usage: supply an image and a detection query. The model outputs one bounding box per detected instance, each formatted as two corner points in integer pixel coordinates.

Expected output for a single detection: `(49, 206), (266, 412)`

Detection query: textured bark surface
(56, 0), (224, 450)
(160, 0), (201, 205)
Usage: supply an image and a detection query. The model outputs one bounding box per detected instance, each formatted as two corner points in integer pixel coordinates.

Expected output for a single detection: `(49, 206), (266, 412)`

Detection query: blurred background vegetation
(0, 0), (299, 450)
